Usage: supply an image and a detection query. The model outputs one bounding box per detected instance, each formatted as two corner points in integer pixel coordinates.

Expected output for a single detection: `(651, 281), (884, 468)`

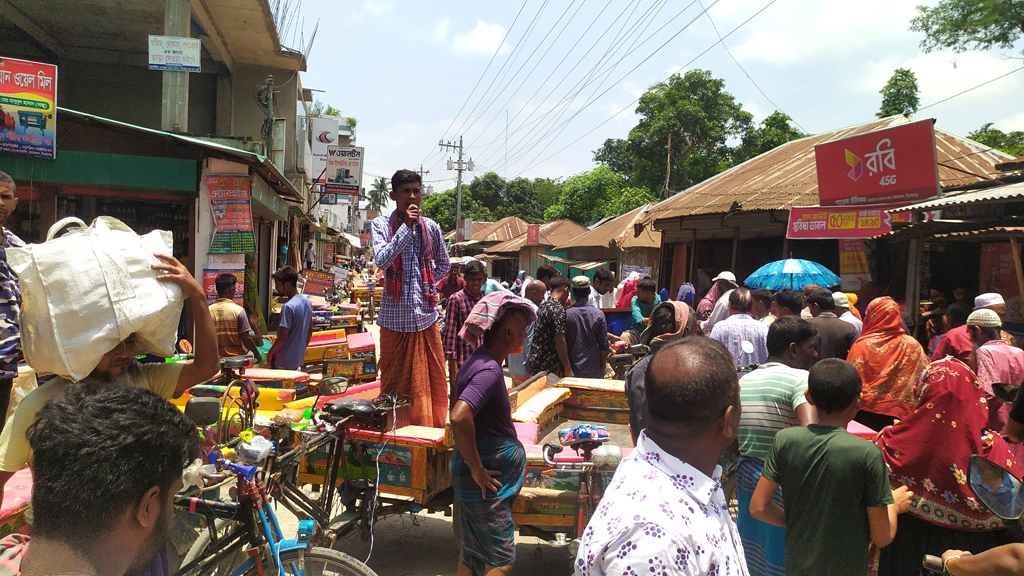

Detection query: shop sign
(325, 146), (364, 195)
(201, 268), (244, 304)
(0, 56), (57, 159)
(332, 265), (349, 286)
(838, 240), (871, 291)
(147, 35), (202, 73)
(360, 232), (370, 245)
(207, 175), (257, 254)
(320, 193), (337, 205)
(324, 243), (334, 268)
(980, 242), (1023, 325)
(787, 206), (904, 239)
(815, 119), (939, 207)
(622, 265), (652, 279)
(301, 270), (334, 297)
(526, 224), (540, 246)
(310, 117), (339, 183)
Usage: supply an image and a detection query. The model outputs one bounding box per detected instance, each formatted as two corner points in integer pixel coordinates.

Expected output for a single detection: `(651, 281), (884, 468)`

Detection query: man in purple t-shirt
(449, 297), (533, 576)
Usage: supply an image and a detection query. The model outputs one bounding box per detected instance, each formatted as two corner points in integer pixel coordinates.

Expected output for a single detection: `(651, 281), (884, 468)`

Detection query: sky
(293, 0), (1024, 204)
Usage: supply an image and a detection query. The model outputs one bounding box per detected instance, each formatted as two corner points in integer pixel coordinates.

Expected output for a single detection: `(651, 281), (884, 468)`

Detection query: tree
(593, 138), (634, 175)
(627, 70), (753, 197)
(364, 176), (389, 212)
(910, 0), (1024, 55)
(733, 111), (807, 164)
(544, 166), (627, 225)
(968, 123), (1024, 157)
(324, 104), (342, 116)
(345, 117), (358, 127)
(877, 68), (921, 118)
(421, 188), (491, 232)
(604, 187), (658, 219)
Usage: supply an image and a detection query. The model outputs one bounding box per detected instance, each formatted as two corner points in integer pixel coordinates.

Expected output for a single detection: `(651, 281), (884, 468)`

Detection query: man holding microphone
(370, 169), (451, 427)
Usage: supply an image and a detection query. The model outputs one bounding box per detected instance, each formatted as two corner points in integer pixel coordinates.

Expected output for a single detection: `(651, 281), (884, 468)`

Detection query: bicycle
(174, 398), (377, 576)
(258, 384), (434, 552)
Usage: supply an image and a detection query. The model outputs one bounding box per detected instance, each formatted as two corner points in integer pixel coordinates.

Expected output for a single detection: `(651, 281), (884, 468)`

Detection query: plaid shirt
(0, 229), (25, 380)
(371, 215), (450, 333)
(443, 288), (483, 363)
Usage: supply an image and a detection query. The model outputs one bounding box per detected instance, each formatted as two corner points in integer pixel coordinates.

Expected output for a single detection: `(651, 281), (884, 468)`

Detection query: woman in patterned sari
(848, 296), (929, 430)
(872, 358), (1024, 575)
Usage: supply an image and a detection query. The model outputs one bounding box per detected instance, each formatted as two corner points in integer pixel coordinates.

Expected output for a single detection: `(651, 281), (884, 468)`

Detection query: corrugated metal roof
(477, 217), (530, 243)
(485, 219), (590, 253)
(556, 203), (661, 250)
(641, 115), (1015, 226)
(933, 227), (1024, 238)
(443, 221), (493, 241)
(888, 181), (1024, 212)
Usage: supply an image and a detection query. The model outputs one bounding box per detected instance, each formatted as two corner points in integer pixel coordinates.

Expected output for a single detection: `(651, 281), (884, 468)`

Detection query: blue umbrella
(744, 259), (841, 291)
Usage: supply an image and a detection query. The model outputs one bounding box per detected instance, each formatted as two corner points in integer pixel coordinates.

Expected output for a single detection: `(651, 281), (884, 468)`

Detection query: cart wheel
(534, 547), (543, 560)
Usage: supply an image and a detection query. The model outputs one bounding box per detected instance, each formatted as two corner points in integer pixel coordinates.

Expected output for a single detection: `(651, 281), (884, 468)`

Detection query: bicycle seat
(221, 356), (249, 370)
(323, 397), (376, 419)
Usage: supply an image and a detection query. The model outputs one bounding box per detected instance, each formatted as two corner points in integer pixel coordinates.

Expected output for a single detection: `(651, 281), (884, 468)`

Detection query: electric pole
(416, 164), (431, 196)
(439, 136), (474, 238)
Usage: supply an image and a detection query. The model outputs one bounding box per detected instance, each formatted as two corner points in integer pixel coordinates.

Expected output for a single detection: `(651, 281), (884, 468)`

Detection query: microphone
(409, 204), (419, 241)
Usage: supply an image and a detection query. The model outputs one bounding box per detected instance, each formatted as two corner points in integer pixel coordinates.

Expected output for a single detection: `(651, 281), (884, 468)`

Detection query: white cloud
(452, 21), (510, 57)
(431, 19), (452, 42)
(1001, 109), (1024, 132)
(666, 65), (686, 78)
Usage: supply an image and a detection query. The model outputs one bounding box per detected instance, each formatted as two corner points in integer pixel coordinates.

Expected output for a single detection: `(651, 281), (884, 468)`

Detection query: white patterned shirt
(574, 432), (748, 576)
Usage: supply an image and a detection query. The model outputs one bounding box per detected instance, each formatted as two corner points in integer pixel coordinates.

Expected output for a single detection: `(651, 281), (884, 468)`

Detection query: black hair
(766, 316), (817, 357)
(807, 290), (835, 310)
(728, 287), (753, 313)
(645, 337), (739, 431)
(536, 265), (558, 282)
(463, 260), (486, 278)
(593, 267), (614, 285)
(645, 303), (679, 343)
(971, 324), (1002, 342)
(946, 302), (970, 328)
(773, 289), (802, 315)
(272, 265), (298, 287)
(483, 307), (529, 348)
(215, 273), (237, 297)
(807, 358), (862, 414)
(751, 288), (772, 308)
(391, 169), (421, 191)
(637, 279), (656, 292)
(0, 170), (14, 196)
(550, 275), (570, 291)
(572, 286), (591, 302)
(28, 385), (200, 546)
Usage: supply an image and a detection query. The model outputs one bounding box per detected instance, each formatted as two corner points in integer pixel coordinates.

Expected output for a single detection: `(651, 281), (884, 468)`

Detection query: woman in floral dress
(872, 357), (1024, 575)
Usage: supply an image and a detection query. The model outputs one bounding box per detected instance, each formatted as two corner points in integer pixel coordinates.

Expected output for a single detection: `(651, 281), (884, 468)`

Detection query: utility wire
(917, 65), (1024, 112)
(695, 0), (804, 133)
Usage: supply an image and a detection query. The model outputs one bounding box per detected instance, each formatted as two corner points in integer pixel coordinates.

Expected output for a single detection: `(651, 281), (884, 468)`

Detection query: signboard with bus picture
(324, 146), (364, 195)
(207, 175), (257, 254)
(0, 56), (57, 159)
(814, 119), (940, 207)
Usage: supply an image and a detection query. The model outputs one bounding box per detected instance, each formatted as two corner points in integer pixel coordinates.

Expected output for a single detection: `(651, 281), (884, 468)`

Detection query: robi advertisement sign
(815, 119), (940, 207)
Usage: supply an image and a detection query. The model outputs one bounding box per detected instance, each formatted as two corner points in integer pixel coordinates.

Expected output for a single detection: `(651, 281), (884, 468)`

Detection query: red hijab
(876, 358), (1024, 530)
(848, 297), (929, 419)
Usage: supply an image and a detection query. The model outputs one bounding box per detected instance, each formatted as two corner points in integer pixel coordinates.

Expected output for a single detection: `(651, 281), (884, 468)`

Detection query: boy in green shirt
(750, 358), (913, 576)
(623, 279), (660, 345)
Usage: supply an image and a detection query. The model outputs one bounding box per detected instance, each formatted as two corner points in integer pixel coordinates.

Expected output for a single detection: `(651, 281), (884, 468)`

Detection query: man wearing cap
(832, 291), (863, 338)
(565, 276), (611, 379)
(969, 309), (1024, 403)
(698, 271), (739, 332)
(933, 293), (1014, 363)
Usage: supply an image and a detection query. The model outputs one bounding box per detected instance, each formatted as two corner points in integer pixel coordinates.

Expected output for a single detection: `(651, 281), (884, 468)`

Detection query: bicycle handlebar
(922, 555), (942, 573)
(542, 443), (594, 471)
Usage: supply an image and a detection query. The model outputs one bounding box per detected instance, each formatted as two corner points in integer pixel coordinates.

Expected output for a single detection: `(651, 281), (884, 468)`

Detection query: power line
(917, 65), (1024, 112)
(516, 0), (781, 176)
(424, 0), (531, 165)
(694, 0), (803, 133)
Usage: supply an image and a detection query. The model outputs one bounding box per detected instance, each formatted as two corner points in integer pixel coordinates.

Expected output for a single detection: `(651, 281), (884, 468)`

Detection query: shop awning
(540, 254), (614, 269)
(342, 233), (361, 248)
(888, 181), (1024, 213)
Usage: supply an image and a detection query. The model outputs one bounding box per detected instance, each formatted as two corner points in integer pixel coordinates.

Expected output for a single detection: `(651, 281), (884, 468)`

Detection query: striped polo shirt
(738, 361), (809, 461)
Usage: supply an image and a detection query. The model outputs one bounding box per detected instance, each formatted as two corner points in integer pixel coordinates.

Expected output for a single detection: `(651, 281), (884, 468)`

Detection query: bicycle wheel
(253, 547), (377, 576)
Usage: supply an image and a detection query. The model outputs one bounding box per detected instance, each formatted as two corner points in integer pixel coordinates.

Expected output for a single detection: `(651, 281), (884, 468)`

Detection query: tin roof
(485, 219), (590, 253)
(443, 221), (493, 241)
(476, 217), (530, 243)
(641, 116), (1014, 226)
(557, 203), (662, 250)
(889, 181), (1024, 212)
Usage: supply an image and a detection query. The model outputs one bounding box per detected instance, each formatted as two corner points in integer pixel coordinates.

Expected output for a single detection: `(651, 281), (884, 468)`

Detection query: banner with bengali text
(0, 56), (57, 159)
(207, 175), (256, 254)
(787, 206), (907, 239)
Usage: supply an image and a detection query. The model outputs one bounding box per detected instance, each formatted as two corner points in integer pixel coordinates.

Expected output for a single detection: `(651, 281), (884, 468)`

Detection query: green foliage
(324, 105), (342, 116)
(544, 166), (630, 224)
(909, 0), (1024, 55)
(421, 172), (562, 231)
(734, 112), (807, 164)
(364, 176), (389, 212)
(968, 123), (1024, 157)
(627, 69), (753, 196)
(422, 188), (491, 232)
(345, 117), (358, 128)
(604, 187), (658, 219)
(593, 139), (634, 175)
(877, 68), (920, 118)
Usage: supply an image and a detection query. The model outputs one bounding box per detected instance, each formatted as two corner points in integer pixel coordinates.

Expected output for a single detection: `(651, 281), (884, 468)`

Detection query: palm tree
(365, 176), (389, 212)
